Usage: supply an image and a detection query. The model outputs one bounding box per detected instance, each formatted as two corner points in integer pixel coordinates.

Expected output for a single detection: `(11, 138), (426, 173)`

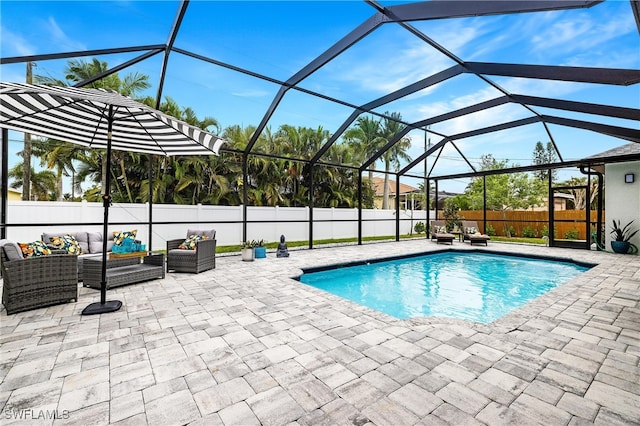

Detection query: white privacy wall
(5, 201), (430, 251)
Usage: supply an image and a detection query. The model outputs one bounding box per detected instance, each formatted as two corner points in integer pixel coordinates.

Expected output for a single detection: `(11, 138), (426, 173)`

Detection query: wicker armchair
(1, 243), (78, 315)
(166, 229), (216, 273)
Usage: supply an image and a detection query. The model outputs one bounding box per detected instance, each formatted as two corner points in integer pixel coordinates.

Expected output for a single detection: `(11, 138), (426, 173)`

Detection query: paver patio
(1, 240), (639, 425)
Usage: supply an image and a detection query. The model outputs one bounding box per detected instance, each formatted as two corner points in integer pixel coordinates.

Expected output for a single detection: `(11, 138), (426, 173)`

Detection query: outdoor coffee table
(82, 252), (165, 290)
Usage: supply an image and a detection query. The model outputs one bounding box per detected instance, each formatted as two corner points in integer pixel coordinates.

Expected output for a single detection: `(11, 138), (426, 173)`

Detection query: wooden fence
(440, 210), (604, 240)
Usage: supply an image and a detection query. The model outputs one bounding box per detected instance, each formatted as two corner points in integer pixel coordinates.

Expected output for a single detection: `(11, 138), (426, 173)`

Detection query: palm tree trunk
(57, 168), (64, 201)
(118, 157), (133, 203)
(382, 157), (390, 210)
(22, 62), (33, 201)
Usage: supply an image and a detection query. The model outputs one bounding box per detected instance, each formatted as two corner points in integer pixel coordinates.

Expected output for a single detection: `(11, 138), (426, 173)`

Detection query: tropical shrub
(504, 225), (517, 237)
(522, 226), (537, 238)
(442, 200), (463, 232)
(564, 228), (579, 240)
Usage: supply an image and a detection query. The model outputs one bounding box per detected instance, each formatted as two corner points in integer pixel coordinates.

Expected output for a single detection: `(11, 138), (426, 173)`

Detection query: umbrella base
(81, 300), (123, 315)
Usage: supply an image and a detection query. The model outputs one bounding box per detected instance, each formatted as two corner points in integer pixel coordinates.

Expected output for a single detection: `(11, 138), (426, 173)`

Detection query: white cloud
(531, 13), (634, 55)
(412, 85), (507, 133)
(45, 17), (86, 52)
(498, 77), (584, 98)
(325, 25), (472, 95)
(231, 89), (271, 98)
(0, 25), (36, 56)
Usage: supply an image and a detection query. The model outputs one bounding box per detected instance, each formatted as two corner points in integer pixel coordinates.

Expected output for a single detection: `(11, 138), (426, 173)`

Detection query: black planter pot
(611, 240), (630, 254)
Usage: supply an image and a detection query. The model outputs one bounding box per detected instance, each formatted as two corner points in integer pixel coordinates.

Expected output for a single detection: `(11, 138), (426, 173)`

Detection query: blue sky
(1, 0), (639, 195)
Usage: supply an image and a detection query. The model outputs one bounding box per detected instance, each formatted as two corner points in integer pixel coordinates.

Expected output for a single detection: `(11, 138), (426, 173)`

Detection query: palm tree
(277, 125), (332, 206)
(379, 112), (412, 209)
(8, 163), (57, 201)
(343, 116), (385, 182)
(22, 61), (34, 201)
(29, 137), (80, 201)
(34, 58), (150, 196)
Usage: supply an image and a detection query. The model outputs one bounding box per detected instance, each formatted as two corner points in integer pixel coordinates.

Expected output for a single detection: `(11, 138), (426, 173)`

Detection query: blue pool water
(298, 252), (590, 323)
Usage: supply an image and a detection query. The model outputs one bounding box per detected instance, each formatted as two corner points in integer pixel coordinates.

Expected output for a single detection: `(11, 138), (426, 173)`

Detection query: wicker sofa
(41, 231), (116, 279)
(0, 240), (78, 314)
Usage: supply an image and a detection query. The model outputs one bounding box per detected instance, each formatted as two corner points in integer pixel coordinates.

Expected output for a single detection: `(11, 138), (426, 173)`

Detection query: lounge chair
(461, 221), (490, 246)
(166, 229), (216, 273)
(430, 220), (455, 244)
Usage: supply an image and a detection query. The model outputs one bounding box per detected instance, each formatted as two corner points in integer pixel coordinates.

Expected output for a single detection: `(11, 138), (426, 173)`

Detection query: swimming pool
(298, 251), (591, 323)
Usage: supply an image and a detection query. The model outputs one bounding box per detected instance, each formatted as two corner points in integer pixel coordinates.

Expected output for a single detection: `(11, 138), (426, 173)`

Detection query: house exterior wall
(7, 189), (21, 201)
(605, 161), (640, 254)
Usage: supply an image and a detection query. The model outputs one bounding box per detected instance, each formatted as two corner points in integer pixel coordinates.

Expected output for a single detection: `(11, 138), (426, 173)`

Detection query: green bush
(522, 226), (537, 238)
(541, 225), (549, 237)
(564, 228), (579, 240)
(414, 221), (426, 234)
(505, 225), (517, 237)
(541, 225), (557, 238)
(442, 200), (463, 232)
(486, 224), (496, 236)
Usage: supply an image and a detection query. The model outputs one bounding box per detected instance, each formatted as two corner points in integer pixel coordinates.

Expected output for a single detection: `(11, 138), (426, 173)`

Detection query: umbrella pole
(82, 107), (122, 315)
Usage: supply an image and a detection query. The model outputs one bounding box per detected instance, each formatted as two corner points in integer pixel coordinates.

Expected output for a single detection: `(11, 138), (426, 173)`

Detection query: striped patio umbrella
(0, 81), (226, 315)
(0, 82), (225, 155)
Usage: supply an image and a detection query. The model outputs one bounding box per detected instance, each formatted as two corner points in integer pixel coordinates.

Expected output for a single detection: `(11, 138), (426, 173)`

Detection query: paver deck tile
(145, 389), (200, 425)
(510, 393), (572, 425)
(245, 386), (305, 426)
(0, 240), (639, 425)
(334, 378), (384, 410)
(289, 378), (336, 411)
(388, 382), (443, 417)
(585, 381), (640, 423)
(218, 401), (261, 426)
(108, 391), (144, 423)
(362, 397), (420, 426)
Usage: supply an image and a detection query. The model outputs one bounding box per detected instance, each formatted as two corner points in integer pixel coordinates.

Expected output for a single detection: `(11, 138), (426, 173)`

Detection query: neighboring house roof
(579, 143), (640, 174)
(552, 193), (575, 200)
(581, 143), (640, 162)
(371, 177), (418, 196)
(370, 177), (461, 201)
(431, 190), (459, 200)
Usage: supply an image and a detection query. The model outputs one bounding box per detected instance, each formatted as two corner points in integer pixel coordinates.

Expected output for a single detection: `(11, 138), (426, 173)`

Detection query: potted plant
(254, 240), (267, 259)
(610, 219), (639, 254)
(241, 240), (257, 261)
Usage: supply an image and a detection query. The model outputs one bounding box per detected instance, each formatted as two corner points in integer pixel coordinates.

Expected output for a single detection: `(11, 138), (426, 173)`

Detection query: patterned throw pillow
(465, 227), (477, 234)
(178, 234), (207, 250)
(435, 226), (448, 233)
(113, 230), (137, 246)
(49, 234), (83, 255)
(18, 241), (52, 258)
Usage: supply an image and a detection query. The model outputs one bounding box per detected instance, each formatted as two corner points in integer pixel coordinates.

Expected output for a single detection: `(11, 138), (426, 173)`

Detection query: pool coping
(293, 247), (600, 329)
